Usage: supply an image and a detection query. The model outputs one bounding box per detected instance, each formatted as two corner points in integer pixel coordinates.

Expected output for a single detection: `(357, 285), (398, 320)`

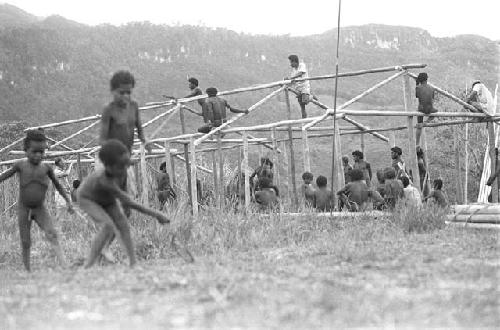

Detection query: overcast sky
(3, 0), (500, 40)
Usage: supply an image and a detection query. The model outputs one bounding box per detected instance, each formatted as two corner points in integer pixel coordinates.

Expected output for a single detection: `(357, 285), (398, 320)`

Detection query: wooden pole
(140, 144), (149, 205)
(284, 89), (299, 207)
(302, 128), (311, 173)
(77, 153), (82, 181)
(217, 133), (225, 208)
(464, 123), (468, 203)
(49, 120), (100, 149)
(179, 107), (193, 208)
(271, 128), (281, 192)
(402, 75), (421, 192)
(170, 152), (177, 187)
(212, 151), (219, 208)
(189, 138), (198, 218)
(282, 141), (290, 203)
(237, 146), (242, 200)
(360, 134), (365, 155)
(453, 126), (464, 203)
(487, 122), (499, 202)
(242, 132), (250, 209)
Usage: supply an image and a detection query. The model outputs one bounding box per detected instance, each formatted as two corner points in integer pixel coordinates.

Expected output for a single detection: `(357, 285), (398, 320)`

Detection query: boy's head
(72, 179), (81, 189)
(352, 150), (363, 161)
(349, 169), (364, 181)
(416, 146), (424, 158)
(342, 155), (349, 165)
(110, 70), (135, 104)
(433, 178), (443, 190)
(391, 146), (402, 159)
(24, 129), (47, 165)
(376, 169), (385, 183)
(98, 139), (131, 177)
(316, 175), (327, 188)
(159, 161), (167, 173)
(188, 77), (199, 89)
(206, 87), (218, 97)
(261, 157), (273, 169)
(54, 157), (64, 168)
(288, 54), (299, 68)
(401, 176), (410, 188)
(416, 72), (428, 84)
(384, 167), (396, 180)
(302, 171), (313, 184)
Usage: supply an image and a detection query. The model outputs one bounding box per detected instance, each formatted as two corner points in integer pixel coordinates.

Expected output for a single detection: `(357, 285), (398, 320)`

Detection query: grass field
(0, 204), (498, 329)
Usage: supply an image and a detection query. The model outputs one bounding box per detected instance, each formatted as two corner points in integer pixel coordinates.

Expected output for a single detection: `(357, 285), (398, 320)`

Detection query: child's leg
(105, 203), (136, 267)
(78, 198), (117, 268)
(33, 206), (67, 267)
(17, 205), (32, 271)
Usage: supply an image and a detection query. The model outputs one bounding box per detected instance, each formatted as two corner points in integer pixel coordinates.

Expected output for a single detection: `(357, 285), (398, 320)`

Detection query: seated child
(300, 171), (316, 207)
(337, 169), (384, 212)
(424, 178), (448, 208)
(157, 161), (176, 206)
(401, 176), (422, 207)
(313, 175), (334, 212)
(250, 157), (274, 191)
(375, 169), (386, 198)
(71, 179), (81, 202)
(0, 129), (72, 271)
(77, 139), (170, 268)
(383, 167), (404, 210)
(254, 177), (279, 208)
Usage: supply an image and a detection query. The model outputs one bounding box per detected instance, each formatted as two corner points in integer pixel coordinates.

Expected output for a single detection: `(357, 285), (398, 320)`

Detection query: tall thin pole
(330, 0), (342, 210)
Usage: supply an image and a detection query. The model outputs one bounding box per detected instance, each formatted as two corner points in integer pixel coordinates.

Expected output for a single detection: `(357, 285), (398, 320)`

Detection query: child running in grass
(77, 139), (170, 268)
(0, 129), (73, 271)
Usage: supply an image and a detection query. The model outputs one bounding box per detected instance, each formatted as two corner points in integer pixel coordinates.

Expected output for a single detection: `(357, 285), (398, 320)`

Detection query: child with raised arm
(198, 87), (249, 133)
(77, 139), (170, 269)
(313, 175), (334, 212)
(0, 129), (73, 271)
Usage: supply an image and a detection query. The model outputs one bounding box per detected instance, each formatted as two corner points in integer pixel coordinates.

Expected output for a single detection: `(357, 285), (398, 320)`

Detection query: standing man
(185, 77), (205, 111)
(391, 146), (410, 181)
(352, 150), (372, 187)
(342, 156), (353, 183)
(286, 55), (311, 118)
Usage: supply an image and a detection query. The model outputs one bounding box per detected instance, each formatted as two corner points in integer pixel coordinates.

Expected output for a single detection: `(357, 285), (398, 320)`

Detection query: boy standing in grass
(312, 175), (334, 212)
(424, 179), (448, 208)
(352, 150), (372, 187)
(415, 72), (437, 146)
(0, 129), (73, 271)
(198, 87), (249, 133)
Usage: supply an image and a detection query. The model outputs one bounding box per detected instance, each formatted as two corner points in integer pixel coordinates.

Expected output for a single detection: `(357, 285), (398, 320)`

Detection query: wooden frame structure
(1, 63), (499, 217)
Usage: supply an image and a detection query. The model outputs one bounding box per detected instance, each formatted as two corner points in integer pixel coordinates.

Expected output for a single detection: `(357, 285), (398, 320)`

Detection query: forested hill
(0, 4), (498, 123)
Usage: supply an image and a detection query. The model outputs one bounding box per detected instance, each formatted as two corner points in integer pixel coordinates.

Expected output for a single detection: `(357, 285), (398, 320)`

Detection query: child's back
(314, 188), (334, 212)
(384, 179), (404, 209)
(416, 83), (436, 114)
(301, 183), (316, 206)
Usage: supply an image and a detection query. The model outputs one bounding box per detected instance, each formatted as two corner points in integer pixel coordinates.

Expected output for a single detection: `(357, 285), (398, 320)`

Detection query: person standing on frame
(285, 54), (311, 118)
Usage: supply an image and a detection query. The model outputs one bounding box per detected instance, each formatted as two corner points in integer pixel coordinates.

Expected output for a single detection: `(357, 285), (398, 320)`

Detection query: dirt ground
(0, 224), (498, 329)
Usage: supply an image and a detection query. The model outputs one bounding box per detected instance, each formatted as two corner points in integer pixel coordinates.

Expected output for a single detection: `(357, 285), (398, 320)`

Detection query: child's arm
(227, 101), (249, 115)
(105, 180), (170, 224)
(0, 163), (19, 183)
(99, 107), (111, 144)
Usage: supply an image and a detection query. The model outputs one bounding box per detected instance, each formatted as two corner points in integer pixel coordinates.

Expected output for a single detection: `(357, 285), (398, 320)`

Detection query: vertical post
(217, 133), (224, 208)
(212, 151), (219, 207)
(77, 153), (82, 181)
(284, 89), (298, 206)
(390, 131), (396, 148)
(164, 141), (172, 178)
(453, 127), (463, 204)
(333, 123), (345, 191)
(487, 122), (498, 202)
(170, 152), (176, 187)
(258, 144), (263, 163)
(302, 128), (311, 173)
(360, 134), (365, 155)
(282, 141), (290, 203)
(140, 144), (148, 205)
(271, 128), (281, 190)
(464, 123), (468, 203)
(189, 138), (198, 218)
(179, 107), (192, 208)
(237, 146), (242, 201)
(402, 74), (421, 192)
(243, 132), (250, 209)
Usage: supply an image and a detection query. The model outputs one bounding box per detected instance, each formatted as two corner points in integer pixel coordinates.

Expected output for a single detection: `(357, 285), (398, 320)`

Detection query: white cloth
(403, 186), (422, 206)
(290, 62), (311, 94)
(472, 83), (494, 115)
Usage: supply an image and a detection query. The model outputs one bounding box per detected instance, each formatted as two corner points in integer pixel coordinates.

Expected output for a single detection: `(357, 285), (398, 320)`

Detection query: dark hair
(72, 179), (81, 189)
(160, 161), (167, 172)
(416, 146), (424, 158)
(416, 72), (428, 85)
(316, 175), (327, 188)
(110, 70), (135, 90)
(401, 176), (410, 188)
(384, 167), (396, 179)
(23, 129), (46, 151)
(433, 178), (443, 189)
(262, 157), (273, 169)
(302, 172), (313, 180)
(376, 169), (385, 183)
(206, 87), (218, 96)
(188, 77), (199, 86)
(342, 156), (349, 162)
(288, 54), (299, 63)
(98, 139), (129, 166)
(350, 169), (364, 181)
(54, 157), (63, 166)
(471, 81), (481, 88)
(352, 150), (363, 159)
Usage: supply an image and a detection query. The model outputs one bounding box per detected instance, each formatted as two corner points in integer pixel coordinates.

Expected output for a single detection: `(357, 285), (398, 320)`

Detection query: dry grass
(0, 203), (498, 329)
